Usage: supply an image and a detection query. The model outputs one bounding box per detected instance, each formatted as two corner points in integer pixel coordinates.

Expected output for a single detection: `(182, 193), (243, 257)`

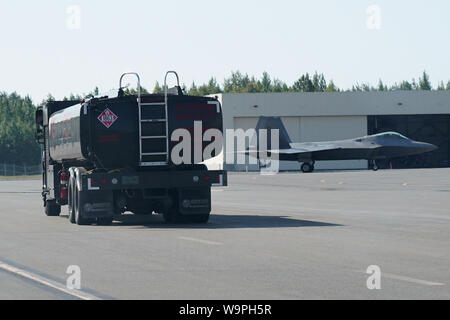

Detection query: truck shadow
(111, 214), (342, 229)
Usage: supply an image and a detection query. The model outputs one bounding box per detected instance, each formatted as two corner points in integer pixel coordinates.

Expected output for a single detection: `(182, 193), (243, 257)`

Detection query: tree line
(0, 92), (41, 165)
(51, 70), (450, 100)
(176, 70), (449, 96)
(1, 70), (449, 166)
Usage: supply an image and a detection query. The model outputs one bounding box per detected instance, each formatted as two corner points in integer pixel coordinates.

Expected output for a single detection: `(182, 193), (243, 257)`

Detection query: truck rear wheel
(97, 217), (113, 225)
(162, 209), (179, 223)
(188, 214), (210, 224)
(163, 188), (211, 224)
(162, 203), (188, 224)
(45, 200), (61, 217)
(68, 175), (76, 224)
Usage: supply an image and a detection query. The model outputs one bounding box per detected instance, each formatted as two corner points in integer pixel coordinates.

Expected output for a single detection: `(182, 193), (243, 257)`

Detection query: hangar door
(368, 114), (450, 169)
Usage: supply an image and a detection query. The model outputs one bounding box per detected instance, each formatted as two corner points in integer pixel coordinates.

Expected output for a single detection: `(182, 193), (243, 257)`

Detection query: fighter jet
(248, 116), (438, 173)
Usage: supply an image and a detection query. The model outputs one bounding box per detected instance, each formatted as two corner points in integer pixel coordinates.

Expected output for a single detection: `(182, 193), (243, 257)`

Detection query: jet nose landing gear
(301, 162), (315, 173)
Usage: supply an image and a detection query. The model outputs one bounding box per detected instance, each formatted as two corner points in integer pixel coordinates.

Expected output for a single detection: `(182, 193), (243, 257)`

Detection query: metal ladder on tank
(120, 71), (179, 167)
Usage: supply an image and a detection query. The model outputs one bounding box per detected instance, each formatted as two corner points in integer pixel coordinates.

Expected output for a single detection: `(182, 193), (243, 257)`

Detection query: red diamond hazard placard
(98, 108), (118, 128)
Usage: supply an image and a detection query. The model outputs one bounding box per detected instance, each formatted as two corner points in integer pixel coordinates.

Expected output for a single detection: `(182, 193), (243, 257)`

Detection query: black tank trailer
(35, 72), (227, 225)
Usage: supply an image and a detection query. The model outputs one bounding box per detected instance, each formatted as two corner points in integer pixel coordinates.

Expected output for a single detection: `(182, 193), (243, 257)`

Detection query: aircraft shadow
(109, 213), (343, 229)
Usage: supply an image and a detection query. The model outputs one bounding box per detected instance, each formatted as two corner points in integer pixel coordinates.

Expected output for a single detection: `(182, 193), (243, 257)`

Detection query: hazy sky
(1, 0), (449, 103)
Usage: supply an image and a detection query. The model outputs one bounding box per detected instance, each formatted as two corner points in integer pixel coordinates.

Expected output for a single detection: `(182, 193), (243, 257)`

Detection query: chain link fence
(0, 163), (42, 176)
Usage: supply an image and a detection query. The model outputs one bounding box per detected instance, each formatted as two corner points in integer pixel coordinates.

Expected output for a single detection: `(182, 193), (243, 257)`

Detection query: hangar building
(212, 91), (450, 171)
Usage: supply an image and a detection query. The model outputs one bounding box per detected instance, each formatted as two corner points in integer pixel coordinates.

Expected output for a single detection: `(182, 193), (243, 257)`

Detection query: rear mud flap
(80, 190), (114, 219)
(177, 188), (211, 215)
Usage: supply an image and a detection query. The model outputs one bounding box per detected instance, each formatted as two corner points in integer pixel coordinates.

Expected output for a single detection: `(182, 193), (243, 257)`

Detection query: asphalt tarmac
(0, 168), (449, 299)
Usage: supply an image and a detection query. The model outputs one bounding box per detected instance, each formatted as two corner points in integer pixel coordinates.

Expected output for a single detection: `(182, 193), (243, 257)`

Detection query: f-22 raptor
(250, 116), (438, 173)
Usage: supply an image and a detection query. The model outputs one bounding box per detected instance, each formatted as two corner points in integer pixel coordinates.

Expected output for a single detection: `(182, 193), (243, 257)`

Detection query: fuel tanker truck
(35, 72), (227, 225)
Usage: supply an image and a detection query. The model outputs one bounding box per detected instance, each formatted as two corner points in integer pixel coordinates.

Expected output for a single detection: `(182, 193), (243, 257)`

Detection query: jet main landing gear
(301, 162), (315, 173)
(370, 160), (379, 171)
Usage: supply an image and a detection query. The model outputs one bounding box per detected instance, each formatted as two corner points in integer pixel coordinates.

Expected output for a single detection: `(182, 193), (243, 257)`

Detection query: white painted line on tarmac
(178, 236), (222, 246)
(0, 260), (102, 300)
(357, 270), (444, 286)
(382, 272), (445, 286)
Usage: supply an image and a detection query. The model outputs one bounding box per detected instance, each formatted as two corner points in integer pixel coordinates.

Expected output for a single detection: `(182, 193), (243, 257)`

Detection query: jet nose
(421, 142), (438, 153)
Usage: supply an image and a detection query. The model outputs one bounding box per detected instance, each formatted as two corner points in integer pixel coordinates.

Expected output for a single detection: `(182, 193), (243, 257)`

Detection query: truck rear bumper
(78, 170), (227, 192)
(74, 169), (226, 220)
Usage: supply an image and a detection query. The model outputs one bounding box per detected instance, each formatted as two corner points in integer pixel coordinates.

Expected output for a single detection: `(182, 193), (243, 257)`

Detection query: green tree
(419, 71), (432, 90)
(260, 72), (272, 92)
(45, 94), (55, 103)
(153, 81), (163, 94)
(189, 78), (222, 96)
(326, 80), (339, 92)
(85, 86), (100, 98)
(399, 81), (413, 90)
(312, 72), (327, 92)
(124, 85), (149, 95)
(411, 78), (419, 90)
(189, 82), (198, 95)
(377, 80), (387, 91)
(246, 76), (261, 93)
(202, 78), (222, 95)
(292, 73), (315, 92)
(63, 93), (82, 101)
(272, 79), (289, 92)
(352, 83), (374, 92)
(0, 92), (41, 165)
(223, 71), (252, 93)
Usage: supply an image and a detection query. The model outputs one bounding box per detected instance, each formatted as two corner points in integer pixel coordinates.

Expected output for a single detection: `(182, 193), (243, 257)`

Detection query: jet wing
(287, 143), (343, 153)
(238, 143), (343, 161)
(263, 144), (343, 161)
(238, 143), (342, 154)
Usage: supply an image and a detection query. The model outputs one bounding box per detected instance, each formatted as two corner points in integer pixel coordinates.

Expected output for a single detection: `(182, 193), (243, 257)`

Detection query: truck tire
(97, 217), (113, 226)
(162, 209), (179, 223)
(163, 188), (211, 224)
(74, 183), (94, 226)
(163, 205), (210, 224)
(162, 191), (186, 223)
(188, 214), (210, 224)
(162, 204), (187, 224)
(68, 175), (76, 224)
(45, 200), (61, 217)
(162, 212), (172, 223)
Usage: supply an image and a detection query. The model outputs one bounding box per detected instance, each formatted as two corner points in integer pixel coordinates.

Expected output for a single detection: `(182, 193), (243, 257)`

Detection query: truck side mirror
(35, 109), (44, 144)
